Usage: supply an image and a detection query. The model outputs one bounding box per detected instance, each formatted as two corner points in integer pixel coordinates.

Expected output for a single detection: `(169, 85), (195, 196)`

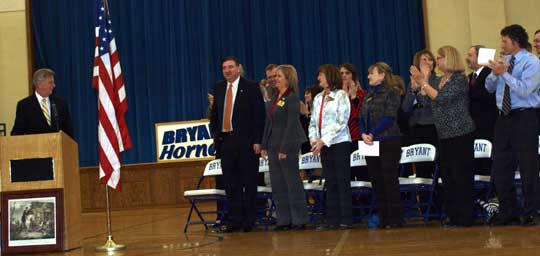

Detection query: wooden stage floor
(43, 206), (540, 256)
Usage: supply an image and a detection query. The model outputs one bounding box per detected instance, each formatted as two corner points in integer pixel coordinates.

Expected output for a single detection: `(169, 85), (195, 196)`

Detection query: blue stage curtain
(31, 0), (425, 166)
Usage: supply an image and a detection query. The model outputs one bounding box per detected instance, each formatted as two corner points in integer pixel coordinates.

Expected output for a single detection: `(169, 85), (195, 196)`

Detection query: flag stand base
(95, 235), (126, 252)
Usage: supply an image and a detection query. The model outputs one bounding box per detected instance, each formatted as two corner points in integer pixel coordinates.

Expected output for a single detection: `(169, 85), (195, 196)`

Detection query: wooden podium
(0, 132), (81, 252)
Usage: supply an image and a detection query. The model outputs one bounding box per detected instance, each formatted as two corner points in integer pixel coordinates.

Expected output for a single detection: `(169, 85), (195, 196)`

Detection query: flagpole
(96, 184), (126, 252)
(94, 0), (131, 251)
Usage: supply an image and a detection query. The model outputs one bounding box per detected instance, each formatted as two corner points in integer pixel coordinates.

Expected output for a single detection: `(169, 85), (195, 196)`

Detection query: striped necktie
(501, 56), (515, 115)
(41, 98), (51, 126)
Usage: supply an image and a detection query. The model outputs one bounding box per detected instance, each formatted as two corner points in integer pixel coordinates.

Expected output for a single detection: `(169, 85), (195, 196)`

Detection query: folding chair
(350, 149), (374, 221)
(299, 152), (324, 224)
(183, 159), (227, 233)
(256, 157), (275, 227)
(398, 143), (439, 223)
(472, 139), (494, 220)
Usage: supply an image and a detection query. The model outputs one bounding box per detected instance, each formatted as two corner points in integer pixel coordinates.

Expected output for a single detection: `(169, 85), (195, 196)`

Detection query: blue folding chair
(398, 143), (439, 223)
(473, 139), (493, 221)
(299, 152), (324, 224)
(256, 157), (276, 228)
(183, 159), (227, 233)
(349, 150), (375, 221)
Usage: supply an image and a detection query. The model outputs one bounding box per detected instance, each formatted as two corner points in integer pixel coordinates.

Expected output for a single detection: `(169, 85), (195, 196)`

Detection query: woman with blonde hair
(359, 62), (404, 229)
(261, 65), (309, 231)
(411, 45), (475, 227)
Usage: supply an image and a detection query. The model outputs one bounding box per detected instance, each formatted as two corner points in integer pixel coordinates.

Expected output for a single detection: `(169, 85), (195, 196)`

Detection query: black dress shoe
(218, 224), (242, 233)
(243, 225), (254, 233)
(291, 224), (306, 231)
(316, 224), (338, 231)
(273, 224), (291, 232)
(489, 214), (520, 226)
(382, 223), (403, 229)
(339, 224), (352, 230)
(521, 215), (538, 226)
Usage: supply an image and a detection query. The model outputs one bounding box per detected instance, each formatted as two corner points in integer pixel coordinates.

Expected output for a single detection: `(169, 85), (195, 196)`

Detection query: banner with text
(155, 119), (215, 162)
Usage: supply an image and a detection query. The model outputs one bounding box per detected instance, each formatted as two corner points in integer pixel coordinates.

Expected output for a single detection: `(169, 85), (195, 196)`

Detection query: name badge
(277, 100), (285, 107)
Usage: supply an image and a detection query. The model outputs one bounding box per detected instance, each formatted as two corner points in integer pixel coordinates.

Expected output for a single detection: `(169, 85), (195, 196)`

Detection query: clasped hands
(361, 133), (374, 145)
(260, 150), (287, 160)
(409, 64), (431, 93)
(488, 59), (510, 76)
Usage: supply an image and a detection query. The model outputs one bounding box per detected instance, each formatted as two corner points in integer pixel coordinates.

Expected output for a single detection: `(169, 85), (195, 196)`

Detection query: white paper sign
(358, 141), (380, 156)
(478, 48), (496, 65)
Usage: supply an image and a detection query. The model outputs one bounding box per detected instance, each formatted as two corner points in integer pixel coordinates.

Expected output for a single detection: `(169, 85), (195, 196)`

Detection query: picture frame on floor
(1, 189), (64, 254)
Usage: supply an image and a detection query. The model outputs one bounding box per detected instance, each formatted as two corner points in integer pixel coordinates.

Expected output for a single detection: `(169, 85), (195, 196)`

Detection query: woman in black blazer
(261, 65), (309, 231)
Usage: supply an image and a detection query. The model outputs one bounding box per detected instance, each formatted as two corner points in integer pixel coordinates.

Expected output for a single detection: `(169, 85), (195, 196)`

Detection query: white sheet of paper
(478, 48), (496, 65)
(358, 141), (380, 156)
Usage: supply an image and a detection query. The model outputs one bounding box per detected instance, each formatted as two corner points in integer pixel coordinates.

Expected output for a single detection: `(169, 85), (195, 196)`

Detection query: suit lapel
(233, 78), (245, 117)
(31, 94), (51, 128)
(478, 67), (491, 81)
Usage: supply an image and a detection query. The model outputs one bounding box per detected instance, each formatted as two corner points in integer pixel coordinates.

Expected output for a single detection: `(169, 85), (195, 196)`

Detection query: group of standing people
(208, 24), (540, 232)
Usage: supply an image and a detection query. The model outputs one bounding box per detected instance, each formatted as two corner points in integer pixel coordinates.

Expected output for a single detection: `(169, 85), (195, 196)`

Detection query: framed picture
(2, 189), (64, 254)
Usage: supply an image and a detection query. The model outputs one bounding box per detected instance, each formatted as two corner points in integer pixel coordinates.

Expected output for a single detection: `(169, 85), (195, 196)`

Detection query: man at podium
(11, 68), (73, 138)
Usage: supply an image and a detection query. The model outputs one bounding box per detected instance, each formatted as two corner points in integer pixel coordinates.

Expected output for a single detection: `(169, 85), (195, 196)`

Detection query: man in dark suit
(11, 68), (73, 138)
(466, 45), (497, 140)
(465, 45), (497, 176)
(209, 57), (265, 232)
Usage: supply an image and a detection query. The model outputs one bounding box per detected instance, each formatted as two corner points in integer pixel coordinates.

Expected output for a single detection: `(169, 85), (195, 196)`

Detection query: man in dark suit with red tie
(210, 57), (265, 232)
(465, 45), (497, 175)
(466, 45), (497, 141)
(11, 68), (73, 138)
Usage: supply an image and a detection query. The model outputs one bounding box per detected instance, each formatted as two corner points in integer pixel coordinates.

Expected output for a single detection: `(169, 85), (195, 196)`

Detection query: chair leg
(424, 190), (434, 223)
(184, 200), (196, 233)
(192, 203), (209, 230)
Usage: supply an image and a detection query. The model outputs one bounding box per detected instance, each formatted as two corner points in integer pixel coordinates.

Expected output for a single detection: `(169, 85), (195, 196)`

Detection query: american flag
(92, 0), (132, 190)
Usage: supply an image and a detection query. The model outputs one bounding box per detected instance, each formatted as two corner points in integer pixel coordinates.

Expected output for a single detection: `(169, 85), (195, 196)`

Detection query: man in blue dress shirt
(486, 24), (540, 226)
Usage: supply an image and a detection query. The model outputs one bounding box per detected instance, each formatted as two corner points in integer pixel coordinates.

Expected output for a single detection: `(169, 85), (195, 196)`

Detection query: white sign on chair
(399, 143), (436, 164)
(473, 139), (492, 159)
(299, 152), (322, 170)
(350, 150), (367, 167)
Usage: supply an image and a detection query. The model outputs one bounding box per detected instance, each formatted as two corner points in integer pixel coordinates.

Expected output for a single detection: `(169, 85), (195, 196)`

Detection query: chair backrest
(259, 157), (269, 173)
(399, 143), (436, 164)
(350, 149), (367, 167)
(474, 139), (492, 159)
(299, 152), (322, 170)
(203, 159), (223, 176)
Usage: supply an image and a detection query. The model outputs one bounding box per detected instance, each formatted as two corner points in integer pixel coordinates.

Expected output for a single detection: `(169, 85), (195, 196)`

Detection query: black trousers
(321, 142), (352, 225)
(492, 109), (540, 218)
(219, 133), (259, 228)
(405, 124), (439, 178)
(439, 133), (474, 226)
(366, 138), (403, 226)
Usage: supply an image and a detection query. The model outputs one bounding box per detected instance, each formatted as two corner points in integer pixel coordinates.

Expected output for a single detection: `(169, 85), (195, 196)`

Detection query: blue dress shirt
(485, 49), (540, 109)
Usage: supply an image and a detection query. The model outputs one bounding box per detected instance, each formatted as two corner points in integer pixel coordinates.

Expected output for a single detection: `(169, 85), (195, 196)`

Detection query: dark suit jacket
(261, 92), (307, 153)
(11, 94), (74, 138)
(468, 67), (497, 139)
(209, 77), (265, 145)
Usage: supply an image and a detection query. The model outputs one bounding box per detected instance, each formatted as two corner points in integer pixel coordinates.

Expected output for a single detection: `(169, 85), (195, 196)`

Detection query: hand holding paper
(478, 48), (496, 66)
(358, 141), (380, 156)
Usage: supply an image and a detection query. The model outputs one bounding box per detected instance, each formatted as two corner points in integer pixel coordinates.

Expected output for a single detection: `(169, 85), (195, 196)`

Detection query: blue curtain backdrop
(31, 0), (425, 167)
